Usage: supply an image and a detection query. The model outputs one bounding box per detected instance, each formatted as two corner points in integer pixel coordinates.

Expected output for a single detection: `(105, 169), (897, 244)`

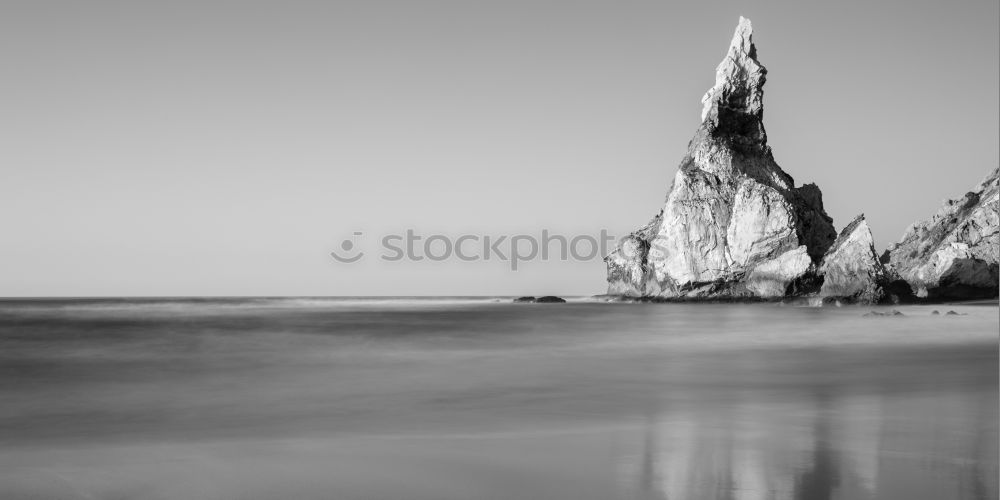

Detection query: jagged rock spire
(700, 17), (765, 121)
(698, 16), (768, 147)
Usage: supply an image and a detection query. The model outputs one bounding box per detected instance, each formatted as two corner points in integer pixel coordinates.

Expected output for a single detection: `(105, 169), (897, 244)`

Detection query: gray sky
(2, 0), (997, 297)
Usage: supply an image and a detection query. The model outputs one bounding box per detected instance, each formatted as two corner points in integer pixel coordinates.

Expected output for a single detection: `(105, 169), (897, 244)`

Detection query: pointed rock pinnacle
(604, 17), (837, 299)
(699, 16), (767, 141)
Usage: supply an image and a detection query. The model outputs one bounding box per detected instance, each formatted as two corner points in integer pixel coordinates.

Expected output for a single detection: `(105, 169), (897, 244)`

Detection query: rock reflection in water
(621, 389), (997, 500)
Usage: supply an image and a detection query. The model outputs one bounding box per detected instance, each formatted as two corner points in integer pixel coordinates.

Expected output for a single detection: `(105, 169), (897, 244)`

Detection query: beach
(0, 298), (996, 499)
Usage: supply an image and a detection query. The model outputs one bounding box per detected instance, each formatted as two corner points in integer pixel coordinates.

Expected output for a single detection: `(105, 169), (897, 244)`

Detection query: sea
(0, 297), (996, 500)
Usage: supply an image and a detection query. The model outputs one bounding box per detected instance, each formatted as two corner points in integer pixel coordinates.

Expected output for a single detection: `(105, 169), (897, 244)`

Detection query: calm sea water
(0, 297), (996, 500)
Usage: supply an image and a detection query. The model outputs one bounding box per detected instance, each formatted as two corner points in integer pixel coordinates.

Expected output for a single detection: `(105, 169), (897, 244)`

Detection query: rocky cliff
(883, 167), (1000, 299)
(605, 17), (837, 298)
(817, 215), (898, 303)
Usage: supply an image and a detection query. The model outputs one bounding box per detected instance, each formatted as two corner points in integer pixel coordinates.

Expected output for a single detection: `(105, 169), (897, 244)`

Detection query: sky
(1, 0), (997, 297)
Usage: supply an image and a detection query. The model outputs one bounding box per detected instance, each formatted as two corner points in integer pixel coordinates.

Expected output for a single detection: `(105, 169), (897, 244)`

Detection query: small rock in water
(513, 296), (567, 303)
(931, 310), (940, 315)
(946, 310), (962, 316)
(535, 296), (567, 303)
(863, 310), (904, 317)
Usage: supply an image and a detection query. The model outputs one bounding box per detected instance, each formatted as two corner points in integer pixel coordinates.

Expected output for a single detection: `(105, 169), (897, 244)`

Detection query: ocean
(0, 297), (996, 500)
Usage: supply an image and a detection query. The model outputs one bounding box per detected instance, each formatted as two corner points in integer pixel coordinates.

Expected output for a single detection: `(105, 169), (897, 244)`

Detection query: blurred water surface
(0, 297), (996, 500)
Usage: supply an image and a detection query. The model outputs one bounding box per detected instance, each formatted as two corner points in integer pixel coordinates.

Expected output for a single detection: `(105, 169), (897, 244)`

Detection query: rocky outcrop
(744, 246), (812, 297)
(605, 17), (836, 298)
(513, 296), (567, 303)
(605, 212), (662, 296)
(818, 215), (895, 303)
(882, 167), (1000, 299)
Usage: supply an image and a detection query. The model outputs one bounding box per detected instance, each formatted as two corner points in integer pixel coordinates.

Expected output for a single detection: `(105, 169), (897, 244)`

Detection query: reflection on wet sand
(621, 389), (997, 500)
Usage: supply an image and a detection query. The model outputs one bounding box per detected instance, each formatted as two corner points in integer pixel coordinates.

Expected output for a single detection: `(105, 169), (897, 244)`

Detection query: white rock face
(746, 246), (812, 297)
(883, 167), (999, 298)
(818, 215), (889, 303)
(605, 213), (662, 296)
(605, 17), (836, 298)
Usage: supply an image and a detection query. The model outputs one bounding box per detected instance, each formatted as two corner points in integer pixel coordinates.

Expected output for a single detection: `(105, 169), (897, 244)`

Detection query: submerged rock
(513, 296), (567, 304)
(883, 167), (999, 299)
(863, 309), (904, 317)
(605, 17), (836, 299)
(535, 296), (567, 303)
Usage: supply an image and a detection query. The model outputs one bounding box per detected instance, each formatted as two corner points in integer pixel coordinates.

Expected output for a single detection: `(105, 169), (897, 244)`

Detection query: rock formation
(818, 215), (895, 303)
(605, 17), (836, 298)
(883, 167), (999, 299)
(513, 296), (567, 304)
